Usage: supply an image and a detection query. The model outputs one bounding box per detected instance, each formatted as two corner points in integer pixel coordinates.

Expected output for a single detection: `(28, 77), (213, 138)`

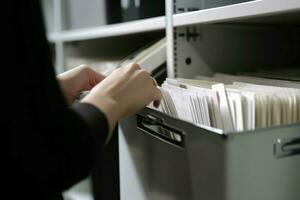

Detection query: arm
(9, 0), (161, 197)
(8, 0), (109, 195)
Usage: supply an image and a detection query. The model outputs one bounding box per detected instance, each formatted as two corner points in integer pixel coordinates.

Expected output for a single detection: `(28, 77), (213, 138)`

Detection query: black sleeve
(72, 103), (110, 148)
(6, 0), (109, 197)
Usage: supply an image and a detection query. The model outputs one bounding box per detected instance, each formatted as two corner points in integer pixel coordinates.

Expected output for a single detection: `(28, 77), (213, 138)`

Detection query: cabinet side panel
(225, 125), (300, 200)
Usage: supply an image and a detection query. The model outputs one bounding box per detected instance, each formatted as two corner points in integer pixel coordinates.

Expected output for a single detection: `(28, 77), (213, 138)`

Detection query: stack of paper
(153, 74), (300, 133)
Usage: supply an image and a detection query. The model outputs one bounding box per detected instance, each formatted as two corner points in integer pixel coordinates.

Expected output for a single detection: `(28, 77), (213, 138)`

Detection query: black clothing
(7, 1), (109, 199)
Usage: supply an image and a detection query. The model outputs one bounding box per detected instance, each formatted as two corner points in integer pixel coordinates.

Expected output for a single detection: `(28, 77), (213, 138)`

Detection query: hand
(57, 65), (106, 104)
(81, 63), (161, 132)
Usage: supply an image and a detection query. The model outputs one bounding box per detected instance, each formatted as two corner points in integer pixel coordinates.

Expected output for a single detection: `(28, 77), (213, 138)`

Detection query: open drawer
(119, 107), (300, 200)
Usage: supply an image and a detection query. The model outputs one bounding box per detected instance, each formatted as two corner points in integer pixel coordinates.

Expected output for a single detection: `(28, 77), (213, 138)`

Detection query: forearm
(81, 94), (118, 136)
(11, 105), (110, 192)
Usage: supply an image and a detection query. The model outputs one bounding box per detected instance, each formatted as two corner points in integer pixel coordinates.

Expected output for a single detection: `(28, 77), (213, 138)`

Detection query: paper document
(152, 73), (300, 133)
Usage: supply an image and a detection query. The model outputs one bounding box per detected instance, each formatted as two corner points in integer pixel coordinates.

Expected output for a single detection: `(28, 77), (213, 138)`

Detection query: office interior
(41, 0), (300, 200)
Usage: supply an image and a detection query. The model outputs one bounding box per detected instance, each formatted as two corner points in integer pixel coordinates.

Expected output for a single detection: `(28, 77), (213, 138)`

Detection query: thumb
(94, 72), (106, 84)
(86, 70), (106, 90)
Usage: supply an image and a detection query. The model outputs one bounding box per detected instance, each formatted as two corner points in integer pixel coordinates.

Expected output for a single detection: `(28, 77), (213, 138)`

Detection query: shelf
(48, 0), (300, 43)
(174, 0), (300, 26)
(48, 16), (165, 42)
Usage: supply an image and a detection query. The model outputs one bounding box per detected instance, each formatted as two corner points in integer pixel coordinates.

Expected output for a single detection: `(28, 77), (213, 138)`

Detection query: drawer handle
(136, 113), (185, 149)
(275, 137), (300, 158)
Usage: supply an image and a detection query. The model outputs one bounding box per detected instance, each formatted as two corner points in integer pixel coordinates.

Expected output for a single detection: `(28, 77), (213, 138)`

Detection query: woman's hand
(57, 65), (106, 104)
(82, 63), (161, 133)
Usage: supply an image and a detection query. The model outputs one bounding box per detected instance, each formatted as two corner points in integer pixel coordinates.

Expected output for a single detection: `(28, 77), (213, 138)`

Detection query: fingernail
(154, 100), (160, 108)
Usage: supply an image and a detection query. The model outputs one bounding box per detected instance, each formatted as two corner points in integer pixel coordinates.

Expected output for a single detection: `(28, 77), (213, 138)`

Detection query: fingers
(152, 77), (158, 87)
(139, 70), (161, 108)
(94, 71), (106, 83)
(82, 65), (106, 88)
(82, 62), (163, 125)
(123, 62), (141, 74)
(129, 64), (161, 108)
(116, 62), (162, 108)
(153, 88), (161, 108)
(153, 99), (161, 108)
(130, 63), (141, 70)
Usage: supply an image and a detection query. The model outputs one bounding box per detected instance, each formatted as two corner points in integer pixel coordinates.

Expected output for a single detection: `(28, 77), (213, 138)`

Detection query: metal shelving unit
(49, 0), (300, 43)
(47, 0), (300, 73)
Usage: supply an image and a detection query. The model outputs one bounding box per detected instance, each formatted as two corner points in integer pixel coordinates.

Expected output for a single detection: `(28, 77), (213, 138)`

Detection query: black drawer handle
(137, 113), (185, 149)
(275, 137), (300, 158)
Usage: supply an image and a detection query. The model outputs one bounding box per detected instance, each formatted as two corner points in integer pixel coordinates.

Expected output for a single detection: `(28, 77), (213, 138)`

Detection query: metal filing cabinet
(118, 0), (300, 199)
(119, 108), (300, 200)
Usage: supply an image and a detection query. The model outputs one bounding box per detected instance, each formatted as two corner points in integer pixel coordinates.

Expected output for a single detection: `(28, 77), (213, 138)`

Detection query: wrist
(81, 94), (119, 133)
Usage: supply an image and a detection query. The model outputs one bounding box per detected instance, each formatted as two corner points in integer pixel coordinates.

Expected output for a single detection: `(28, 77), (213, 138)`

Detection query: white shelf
(48, 16), (165, 42)
(48, 0), (300, 43)
(174, 0), (300, 26)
